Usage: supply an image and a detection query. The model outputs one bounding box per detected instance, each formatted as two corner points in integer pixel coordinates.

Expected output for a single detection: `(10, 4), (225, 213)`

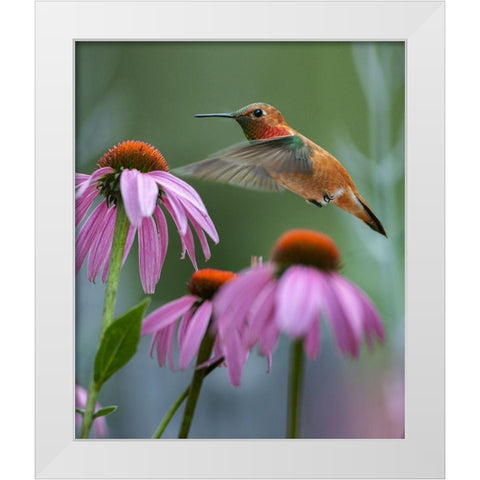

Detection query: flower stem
(100, 203), (130, 338)
(153, 357), (224, 439)
(177, 329), (215, 438)
(80, 203), (130, 439)
(287, 340), (305, 438)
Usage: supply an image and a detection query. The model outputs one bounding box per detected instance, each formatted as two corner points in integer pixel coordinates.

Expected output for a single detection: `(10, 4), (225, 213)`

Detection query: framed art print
(36, 1), (445, 478)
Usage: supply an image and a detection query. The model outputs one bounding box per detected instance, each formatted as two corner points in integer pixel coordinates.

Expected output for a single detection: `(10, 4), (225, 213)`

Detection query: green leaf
(76, 408), (85, 416)
(93, 298), (150, 386)
(93, 405), (117, 419)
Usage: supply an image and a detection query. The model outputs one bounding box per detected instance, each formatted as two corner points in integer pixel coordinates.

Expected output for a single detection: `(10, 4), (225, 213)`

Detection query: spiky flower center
(95, 140), (168, 205)
(97, 140), (168, 172)
(188, 269), (237, 300)
(271, 229), (340, 272)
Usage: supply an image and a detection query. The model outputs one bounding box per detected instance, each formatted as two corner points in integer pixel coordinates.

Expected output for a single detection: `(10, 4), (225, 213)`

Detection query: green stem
(153, 357), (224, 439)
(80, 203), (130, 439)
(177, 330), (216, 438)
(287, 340), (305, 438)
(99, 203), (130, 338)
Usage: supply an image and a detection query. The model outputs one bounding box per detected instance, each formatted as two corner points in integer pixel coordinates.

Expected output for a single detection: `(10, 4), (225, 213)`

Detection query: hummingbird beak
(194, 112), (235, 118)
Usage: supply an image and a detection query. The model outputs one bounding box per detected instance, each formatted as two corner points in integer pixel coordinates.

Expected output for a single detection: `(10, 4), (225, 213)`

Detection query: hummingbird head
(195, 103), (293, 140)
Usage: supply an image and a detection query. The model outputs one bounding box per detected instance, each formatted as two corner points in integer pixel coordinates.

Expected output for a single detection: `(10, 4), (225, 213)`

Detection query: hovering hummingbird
(175, 103), (387, 236)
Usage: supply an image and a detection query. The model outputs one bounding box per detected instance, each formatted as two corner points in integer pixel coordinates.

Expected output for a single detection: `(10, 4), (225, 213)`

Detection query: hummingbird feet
(308, 193), (333, 208)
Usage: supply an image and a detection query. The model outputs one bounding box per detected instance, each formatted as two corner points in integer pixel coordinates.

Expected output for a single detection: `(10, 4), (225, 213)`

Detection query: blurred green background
(76, 41), (404, 438)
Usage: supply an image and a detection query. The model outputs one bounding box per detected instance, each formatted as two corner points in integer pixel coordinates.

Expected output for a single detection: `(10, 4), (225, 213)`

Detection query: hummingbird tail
(335, 190), (387, 237)
(354, 194), (387, 237)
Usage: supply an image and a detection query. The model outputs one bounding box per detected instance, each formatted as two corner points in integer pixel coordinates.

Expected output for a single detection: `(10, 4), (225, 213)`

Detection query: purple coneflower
(141, 268), (237, 372)
(213, 229), (385, 386)
(142, 268), (239, 438)
(76, 140), (219, 294)
(75, 384), (108, 438)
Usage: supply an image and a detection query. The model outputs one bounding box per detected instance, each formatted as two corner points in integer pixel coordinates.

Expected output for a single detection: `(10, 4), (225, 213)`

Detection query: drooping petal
(258, 320), (280, 357)
(86, 205), (116, 282)
(275, 266), (322, 338)
(188, 215), (211, 261)
(177, 307), (195, 350)
(153, 322), (177, 370)
(162, 193), (188, 236)
(214, 264), (274, 324)
(182, 224), (198, 270)
(141, 295), (197, 336)
(150, 171), (207, 212)
(222, 329), (249, 387)
(76, 201), (109, 274)
(120, 169), (159, 227)
(75, 173), (92, 199)
(336, 275), (385, 346)
(318, 274), (360, 358)
(138, 215), (161, 294)
(178, 197), (219, 244)
(178, 301), (213, 370)
(91, 166), (115, 183)
(245, 280), (276, 348)
(121, 225), (137, 266)
(153, 206), (168, 266)
(328, 273), (365, 345)
(304, 316), (321, 359)
(76, 183), (100, 227)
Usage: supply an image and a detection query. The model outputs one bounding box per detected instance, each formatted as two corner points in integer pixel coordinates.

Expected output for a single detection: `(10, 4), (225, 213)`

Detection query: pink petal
(153, 206), (169, 266)
(138, 216), (161, 294)
(121, 225), (137, 266)
(258, 321), (280, 357)
(91, 166), (114, 183)
(275, 266), (322, 338)
(222, 329), (249, 387)
(150, 171), (206, 211)
(245, 280), (276, 348)
(75, 173), (91, 198)
(76, 183), (100, 227)
(120, 169), (159, 228)
(214, 264), (274, 322)
(304, 316), (321, 359)
(337, 276), (385, 346)
(86, 205), (116, 282)
(162, 193), (188, 236)
(179, 198), (219, 244)
(178, 301), (213, 370)
(183, 224), (198, 270)
(188, 217), (211, 261)
(177, 307), (195, 350)
(153, 322), (177, 370)
(76, 201), (109, 274)
(319, 274), (360, 358)
(141, 295), (197, 336)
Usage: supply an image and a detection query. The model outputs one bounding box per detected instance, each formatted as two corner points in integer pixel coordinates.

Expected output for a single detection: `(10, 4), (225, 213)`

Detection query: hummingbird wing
(174, 135), (312, 191)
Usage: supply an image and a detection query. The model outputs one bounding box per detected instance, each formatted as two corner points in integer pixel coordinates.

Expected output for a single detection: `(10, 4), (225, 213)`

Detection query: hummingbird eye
(252, 108), (265, 118)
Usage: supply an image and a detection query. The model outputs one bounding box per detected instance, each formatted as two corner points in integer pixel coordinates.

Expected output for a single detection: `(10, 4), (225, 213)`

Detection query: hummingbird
(175, 103), (386, 236)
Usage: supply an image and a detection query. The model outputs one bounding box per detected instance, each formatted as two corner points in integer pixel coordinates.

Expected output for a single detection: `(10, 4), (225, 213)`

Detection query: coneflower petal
(76, 183), (100, 227)
(138, 215), (161, 294)
(153, 206), (168, 266)
(141, 295), (197, 336)
(162, 194), (188, 236)
(150, 171), (206, 211)
(178, 301), (212, 370)
(87, 205), (116, 282)
(76, 201), (109, 274)
(275, 266), (322, 337)
(120, 169), (159, 227)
